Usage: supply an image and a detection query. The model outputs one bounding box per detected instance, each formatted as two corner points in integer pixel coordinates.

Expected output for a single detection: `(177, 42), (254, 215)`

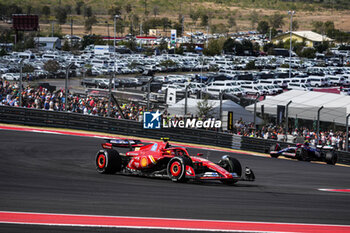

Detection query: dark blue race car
(269, 143), (337, 165)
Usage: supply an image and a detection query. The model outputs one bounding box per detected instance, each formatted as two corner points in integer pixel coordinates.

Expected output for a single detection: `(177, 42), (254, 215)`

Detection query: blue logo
(143, 110), (162, 129)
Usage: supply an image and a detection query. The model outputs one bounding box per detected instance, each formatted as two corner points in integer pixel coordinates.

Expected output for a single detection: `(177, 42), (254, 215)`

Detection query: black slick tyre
(325, 151), (337, 165)
(219, 156), (242, 185)
(95, 149), (122, 174)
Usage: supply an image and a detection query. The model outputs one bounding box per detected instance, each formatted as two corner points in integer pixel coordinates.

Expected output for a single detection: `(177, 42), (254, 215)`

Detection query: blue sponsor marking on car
(151, 143), (158, 151)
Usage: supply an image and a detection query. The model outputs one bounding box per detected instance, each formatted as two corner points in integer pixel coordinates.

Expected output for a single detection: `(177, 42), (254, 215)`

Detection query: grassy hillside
(1, 0), (349, 37)
(2, 0), (350, 15)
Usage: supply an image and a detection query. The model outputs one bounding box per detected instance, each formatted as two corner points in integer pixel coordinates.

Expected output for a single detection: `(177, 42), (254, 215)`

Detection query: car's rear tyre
(269, 144), (281, 158)
(325, 151), (337, 165)
(167, 156), (191, 183)
(96, 149), (122, 174)
(219, 156), (242, 185)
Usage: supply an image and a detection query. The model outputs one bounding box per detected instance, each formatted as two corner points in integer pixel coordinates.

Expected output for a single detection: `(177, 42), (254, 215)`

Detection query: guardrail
(0, 106), (232, 148)
(0, 105), (349, 165)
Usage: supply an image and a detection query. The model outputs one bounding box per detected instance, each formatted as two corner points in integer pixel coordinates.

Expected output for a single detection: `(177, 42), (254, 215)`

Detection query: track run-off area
(0, 124), (350, 233)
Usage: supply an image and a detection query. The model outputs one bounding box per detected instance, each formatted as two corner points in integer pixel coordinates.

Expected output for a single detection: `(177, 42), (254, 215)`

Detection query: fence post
(346, 113), (350, 151)
(317, 106), (324, 145)
(285, 100), (292, 141)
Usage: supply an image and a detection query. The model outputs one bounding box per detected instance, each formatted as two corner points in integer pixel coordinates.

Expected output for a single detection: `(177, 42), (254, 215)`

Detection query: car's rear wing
(102, 139), (144, 150)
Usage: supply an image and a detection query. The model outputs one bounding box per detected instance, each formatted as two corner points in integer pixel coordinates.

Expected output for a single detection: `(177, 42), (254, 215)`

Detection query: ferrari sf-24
(95, 138), (255, 184)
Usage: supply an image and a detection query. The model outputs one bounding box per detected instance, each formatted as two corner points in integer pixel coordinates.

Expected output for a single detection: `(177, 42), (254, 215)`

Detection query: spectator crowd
(0, 80), (348, 150)
(232, 119), (347, 150)
(0, 80), (145, 121)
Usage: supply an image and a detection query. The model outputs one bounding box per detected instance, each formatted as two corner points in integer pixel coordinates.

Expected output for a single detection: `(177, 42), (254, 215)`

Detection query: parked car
(1, 73), (20, 81)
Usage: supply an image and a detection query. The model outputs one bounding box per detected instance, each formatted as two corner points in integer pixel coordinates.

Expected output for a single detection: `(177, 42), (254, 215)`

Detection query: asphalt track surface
(0, 130), (350, 232)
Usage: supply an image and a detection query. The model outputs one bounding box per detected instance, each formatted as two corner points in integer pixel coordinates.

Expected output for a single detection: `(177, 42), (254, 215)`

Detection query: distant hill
(1, 0), (349, 36)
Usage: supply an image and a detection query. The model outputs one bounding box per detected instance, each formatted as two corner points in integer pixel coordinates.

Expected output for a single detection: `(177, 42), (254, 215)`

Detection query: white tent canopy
(168, 98), (263, 124)
(246, 90), (350, 125)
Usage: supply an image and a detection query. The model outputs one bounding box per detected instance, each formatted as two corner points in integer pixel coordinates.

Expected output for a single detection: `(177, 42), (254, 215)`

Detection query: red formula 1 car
(95, 138), (255, 184)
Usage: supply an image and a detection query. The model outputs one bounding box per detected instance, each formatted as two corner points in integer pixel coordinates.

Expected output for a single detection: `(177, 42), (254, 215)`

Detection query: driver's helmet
(176, 150), (184, 156)
(304, 140), (310, 147)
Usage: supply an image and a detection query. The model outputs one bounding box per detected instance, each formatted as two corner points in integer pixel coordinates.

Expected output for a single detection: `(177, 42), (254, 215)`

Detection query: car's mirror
(197, 153), (203, 156)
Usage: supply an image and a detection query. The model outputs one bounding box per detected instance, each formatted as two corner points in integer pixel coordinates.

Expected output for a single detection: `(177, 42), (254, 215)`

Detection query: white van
(288, 83), (313, 91)
(257, 79), (280, 86)
(42, 54), (59, 60)
(289, 78), (311, 85)
(241, 85), (267, 95)
(308, 76), (327, 87)
(206, 81), (237, 89)
(18, 52), (36, 60)
(90, 59), (109, 68)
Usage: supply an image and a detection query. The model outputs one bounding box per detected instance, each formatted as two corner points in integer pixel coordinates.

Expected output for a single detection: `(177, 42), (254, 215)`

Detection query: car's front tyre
(167, 156), (191, 182)
(219, 156), (242, 185)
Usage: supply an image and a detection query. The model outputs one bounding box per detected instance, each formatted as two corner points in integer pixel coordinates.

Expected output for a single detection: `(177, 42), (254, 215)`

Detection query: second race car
(95, 138), (255, 184)
(269, 142), (337, 165)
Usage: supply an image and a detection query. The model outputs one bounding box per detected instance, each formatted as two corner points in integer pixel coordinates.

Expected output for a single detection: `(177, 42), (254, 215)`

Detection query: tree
(153, 6), (159, 17)
(257, 20), (269, 34)
(0, 49), (7, 56)
(197, 96), (214, 119)
(160, 60), (177, 68)
(292, 20), (299, 31)
(124, 39), (137, 51)
(108, 6), (122, 19)
(203, 38), (225, 56)
(84, 6), (93, 18)
(200, 14), (209, 27)
(26, 6), (32, 15)
(211, 24), (228, 34)
(22, 64), (34, 73)
(42, 5), (50, 17)
(125, 3), (132, 14)
(227, 17), (236, 29)
(315, 41), (329, 53)
(81, 35), (104, 49)
(263, 43), (275, 53)
(44, 60), (60, 74)
(85, 15), (97, 34)
(143, 0), (149, 17)
(161, 17), (171, 32)
(190, 10), (200, 25)
(298, 47), (316, 58)
(269, 13), (285, 29)
(223, 38), (235, 53)
(173, 22), (183, 37)
(55, 7), (67, 24)
(75, 1), (84, 15)
(4, 4), (23, 18)
(62, 40), (71, 51)
(245, 60), (256, 70)
(223, 38), (244, 55)
(64, 5), (72, 15)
